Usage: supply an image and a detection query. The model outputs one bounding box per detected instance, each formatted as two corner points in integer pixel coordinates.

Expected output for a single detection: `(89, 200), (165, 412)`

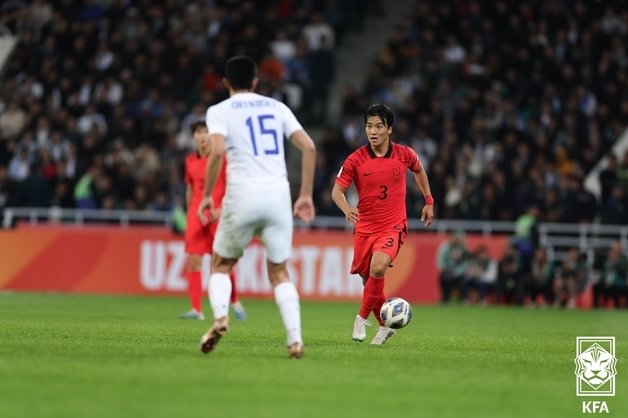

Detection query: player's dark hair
(225, 55), (257, 90)
(364, 104), (394, 127)
(190, 120), (207, 134)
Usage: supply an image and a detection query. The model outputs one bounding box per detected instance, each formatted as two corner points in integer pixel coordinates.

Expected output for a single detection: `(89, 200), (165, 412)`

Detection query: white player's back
(206, 92), (303, 194)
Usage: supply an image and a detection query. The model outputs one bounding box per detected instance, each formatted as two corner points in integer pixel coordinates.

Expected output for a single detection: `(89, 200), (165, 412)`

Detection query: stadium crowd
(0, 0), (626, 223)
(318, 0), (628, 223)
(0, 1), (626, 305)
(0, 0), (371, 213)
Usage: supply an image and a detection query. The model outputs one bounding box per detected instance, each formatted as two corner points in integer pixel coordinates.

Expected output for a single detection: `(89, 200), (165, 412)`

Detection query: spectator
(0, 101), (26, 139)
(599, 153), (618, 208)
(305, 35), (335, 124)
(73, 165), (99, 209)
(564, 174), (598, 223)
(111, 161), (137, 204)
(436, 232), (468, 303)
(77, 105), (107, 137)
(593, 241), (627, 308)
(13, 162), (52, 207)
(541, 187), (564, 223)
(51, 180), (74, 208)
(496, 242), (522, 305)
(443, 36), (466, 65)
(302, 12), (335, 50)
(524, 248), (556, 307)
(513, 205), (539, 275)
(461, 245), (495, 305)
(270, 30), (296, 64)
(553, 248), (588, 309)
(259, 52), (285, 84)
(0, 166), (13, 210)
(410, 128), (437, 171)
(617, 151), (628, 192)
(601, 186), (627, 225)
(94, 75), (124, 107)
(47, 129), (71, 164)
(27, 0), (53, 38)
(39, 148), (57, 183)
(7, 147), (30, 182)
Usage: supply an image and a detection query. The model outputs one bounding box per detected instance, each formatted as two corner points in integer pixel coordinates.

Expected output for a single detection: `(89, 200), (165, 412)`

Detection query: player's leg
(367, 251), (396, 346)
(206, 239), (236, 326)
(367, 251), (391, 321)
(367, 236), (397, 324)
(200, 199), (255, 354)
(183, 217), (210, 319)
(368, 230), (405, 345)
(229, 269), (247, 320)
(229, 270), (238, 304)
(267, 260), (303, 358)
(209, 254), (238, 321)
(260, 191), (303, 358)
(351, 272), (372, 342)
(200, 253), (238, 354)
(180, 254), (205, 320)
(350, 235), (374, 341)
(209, 221), (247, 320)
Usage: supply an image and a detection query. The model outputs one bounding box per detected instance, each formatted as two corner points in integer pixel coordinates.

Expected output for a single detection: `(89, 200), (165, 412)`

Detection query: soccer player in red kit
(181, 121), (247, 320)
(332, 104), (434, 345)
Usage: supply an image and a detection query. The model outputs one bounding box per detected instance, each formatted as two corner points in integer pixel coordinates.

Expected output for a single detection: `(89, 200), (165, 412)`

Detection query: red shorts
(350, 227), (407, 279)
(185, 215), (217, 255)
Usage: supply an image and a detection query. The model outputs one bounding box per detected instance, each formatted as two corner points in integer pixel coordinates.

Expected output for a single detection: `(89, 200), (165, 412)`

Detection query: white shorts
(213, 190), (293, 263)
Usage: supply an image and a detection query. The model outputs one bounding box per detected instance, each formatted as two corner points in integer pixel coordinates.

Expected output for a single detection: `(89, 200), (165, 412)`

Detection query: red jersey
(184, 152), (227, 212)
(335, 142), (421, 235)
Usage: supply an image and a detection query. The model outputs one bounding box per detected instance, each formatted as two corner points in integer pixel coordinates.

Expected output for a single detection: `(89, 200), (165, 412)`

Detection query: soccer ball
(380, 297), (412, 329)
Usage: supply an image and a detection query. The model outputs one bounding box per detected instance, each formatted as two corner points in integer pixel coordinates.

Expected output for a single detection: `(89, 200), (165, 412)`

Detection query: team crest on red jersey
(392, 167), (401, 183)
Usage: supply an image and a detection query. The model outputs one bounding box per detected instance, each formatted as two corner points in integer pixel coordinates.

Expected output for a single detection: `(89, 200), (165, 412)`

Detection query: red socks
(186, 270), (202, 312)
(229, 271), (238, 304)
(373, 292), (387, 326)
(359, 277), (385, 320)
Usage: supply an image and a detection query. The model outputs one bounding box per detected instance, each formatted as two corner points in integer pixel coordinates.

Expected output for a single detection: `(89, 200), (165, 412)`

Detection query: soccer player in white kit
(197, 55), (316, 358)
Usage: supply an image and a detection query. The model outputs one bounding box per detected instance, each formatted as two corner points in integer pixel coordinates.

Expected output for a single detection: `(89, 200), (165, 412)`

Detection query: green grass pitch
(0, 292), (626, 418)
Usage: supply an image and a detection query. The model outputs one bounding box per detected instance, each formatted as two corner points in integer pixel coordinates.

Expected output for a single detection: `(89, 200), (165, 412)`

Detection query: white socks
(209, 272), (232, 320)
(210, 275), (302, 346)
(274, 282), (302, 346)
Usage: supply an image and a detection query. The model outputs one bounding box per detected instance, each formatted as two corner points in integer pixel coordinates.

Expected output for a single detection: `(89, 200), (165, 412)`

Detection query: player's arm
(213, 159), (227, 207)
(209, 158), (227, 221)
(183, 158), (192, 212)
(331, 183), (359, 224)
(185, 184), (192, 212)
(197, 133), (226, 225)
(412, 166), (434, 227)
(332, 158), (358, 223)
(289, 129), (316, 223)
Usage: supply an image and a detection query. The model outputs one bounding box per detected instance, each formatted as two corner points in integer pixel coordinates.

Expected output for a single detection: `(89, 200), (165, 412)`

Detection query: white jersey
(206, 92), (303, 194)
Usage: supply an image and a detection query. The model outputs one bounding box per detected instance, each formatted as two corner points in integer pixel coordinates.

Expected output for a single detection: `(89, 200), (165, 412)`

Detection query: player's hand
(421, 204), (434, 227)
(197, 196), (214, 226)
(210, 207), (222, 222)
(344, 207), (359, 224)
(293, 195), (315, 223)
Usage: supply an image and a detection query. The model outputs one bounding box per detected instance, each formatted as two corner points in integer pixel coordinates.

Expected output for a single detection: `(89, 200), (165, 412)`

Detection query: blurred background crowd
(0, 1), (626, 307)
(321, 0), (628, 222)
(436, 232), (628, 308)
(0, 0), (372, 212)
(1, 0), (626, 220)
